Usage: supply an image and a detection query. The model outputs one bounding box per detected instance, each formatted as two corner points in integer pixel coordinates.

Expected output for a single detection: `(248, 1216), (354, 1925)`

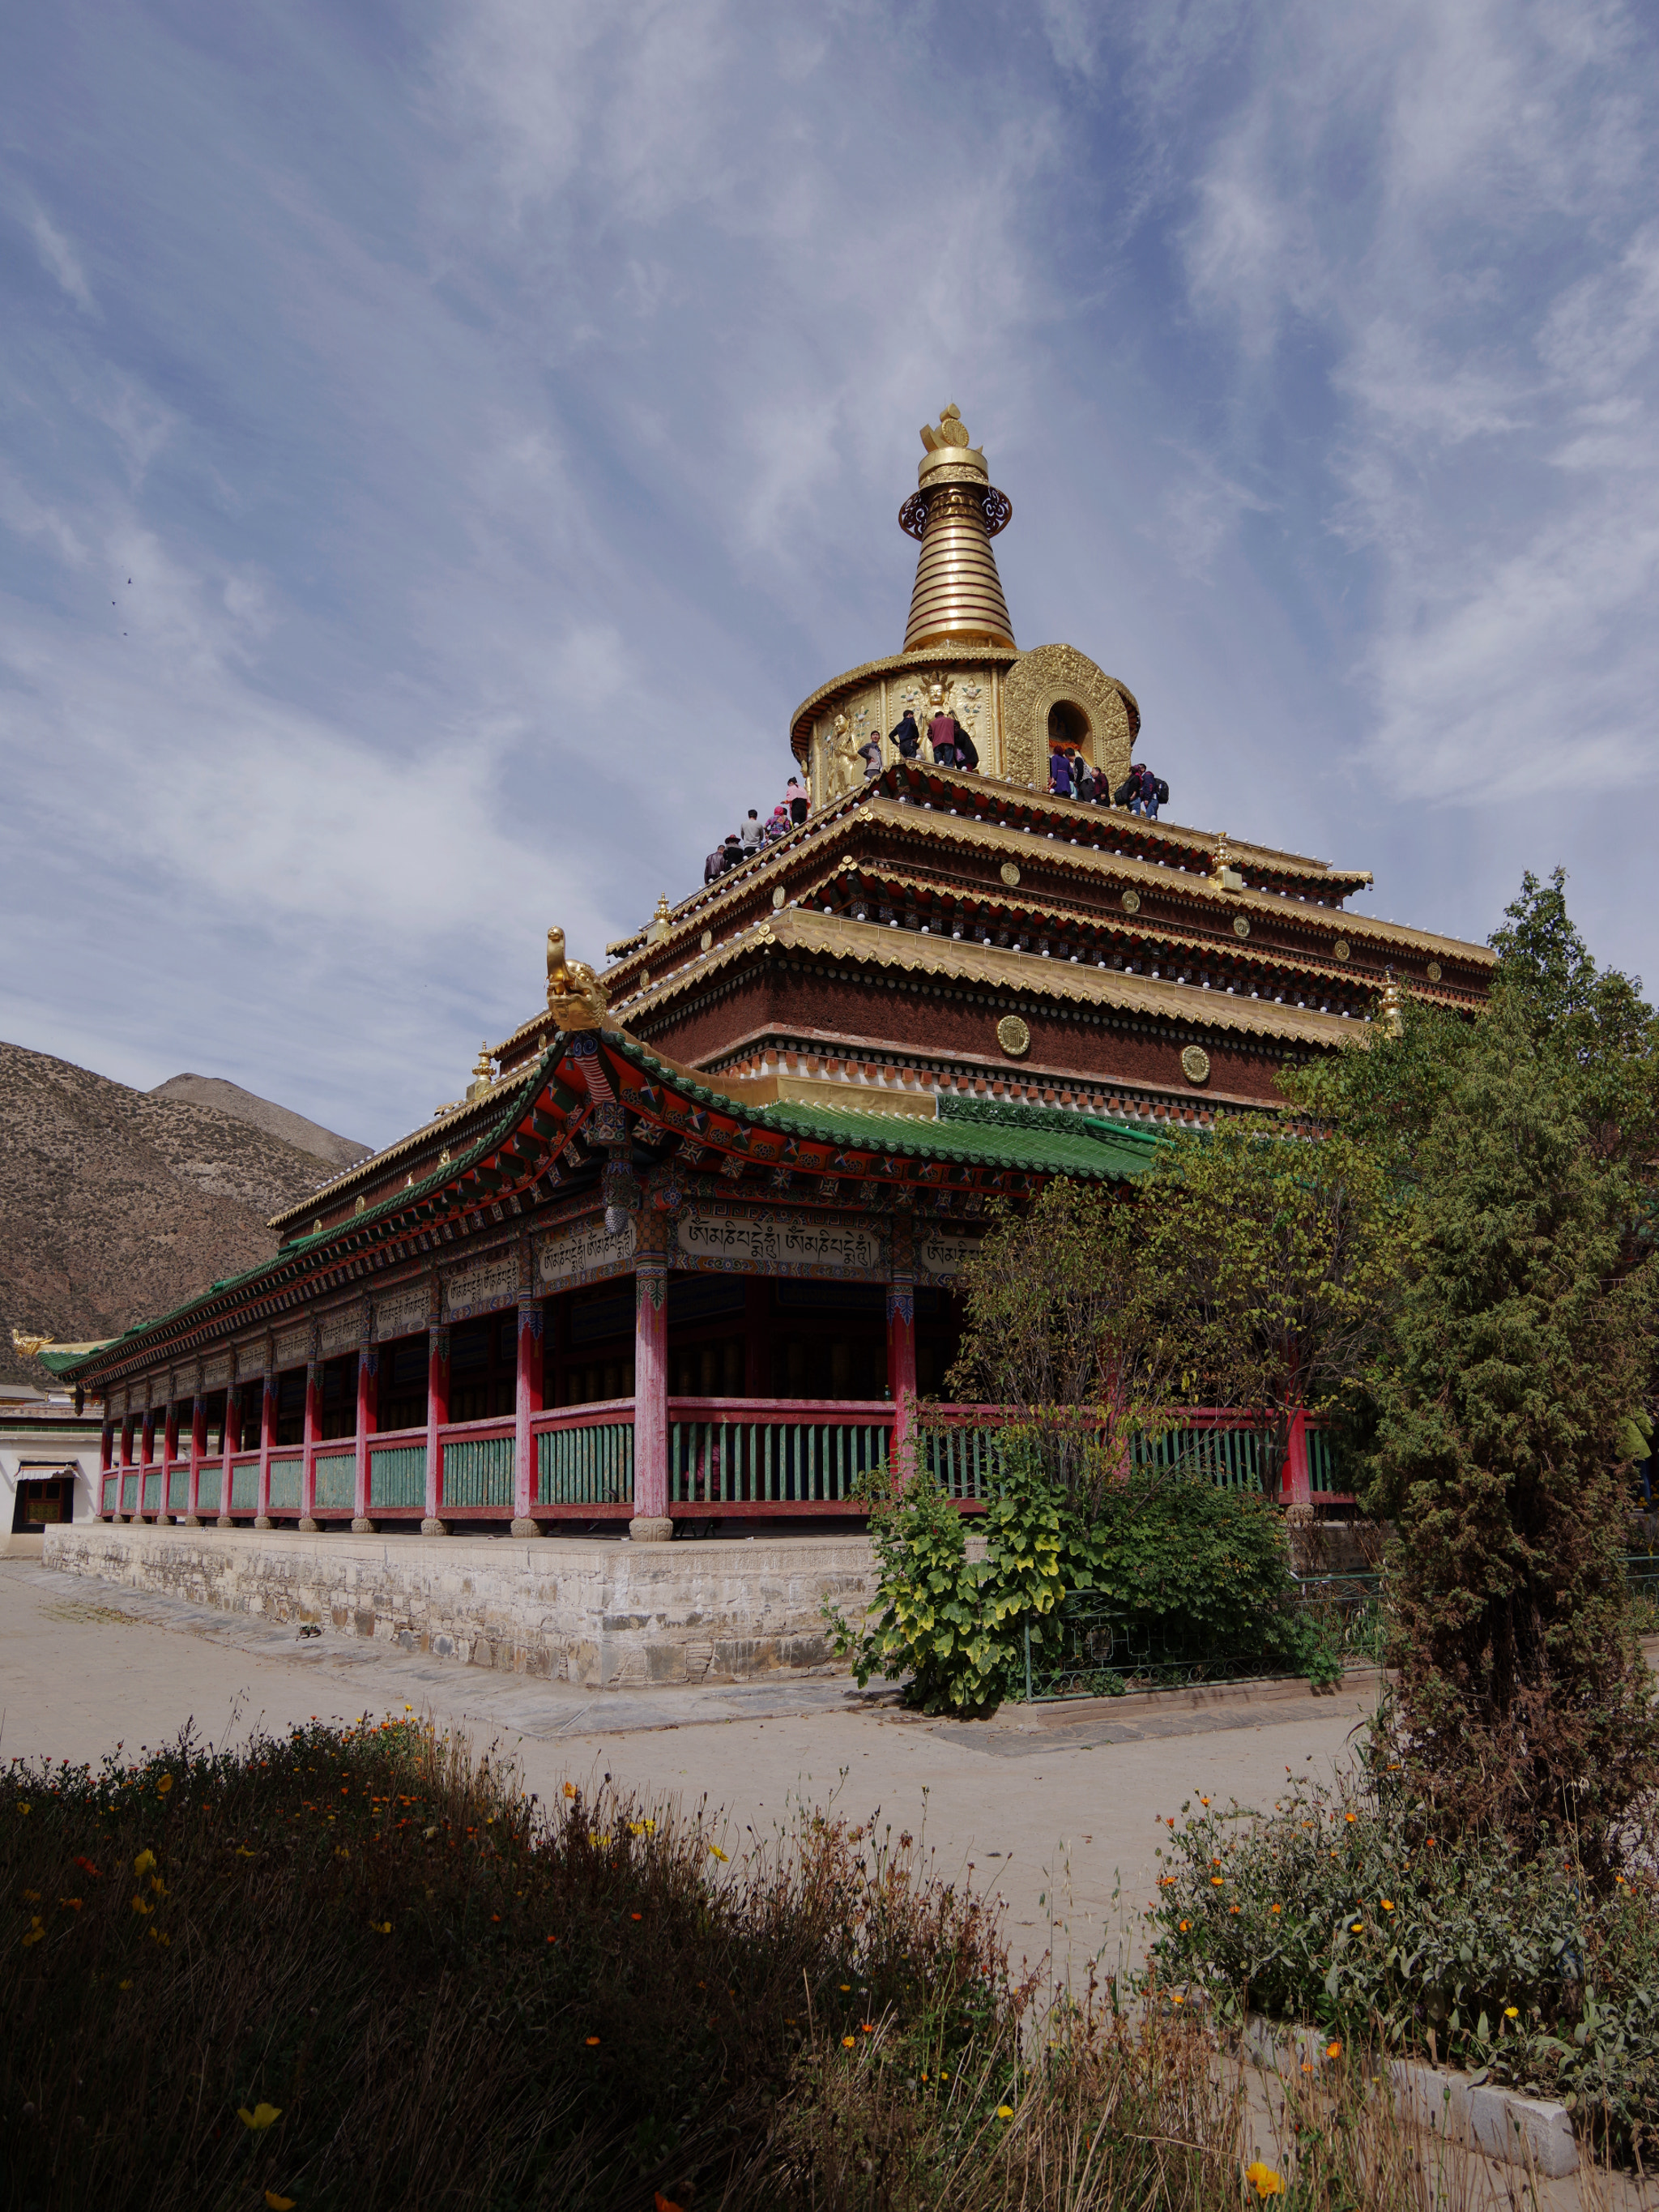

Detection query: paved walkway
(0, 1553), (1379, 1980)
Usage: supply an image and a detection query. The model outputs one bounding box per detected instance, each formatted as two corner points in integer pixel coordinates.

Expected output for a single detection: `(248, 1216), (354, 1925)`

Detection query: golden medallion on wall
(1426, 959), (1442, 982)
(1233, 915), (1250, 938)
(1333, 939), (1350, 961)
(1000, 860), (1021, 888)
(996, 1015), (1031, 1057)
(700, 929), (713, 950)
(1120, 888), (1141, 914)
(1180, 1045), (1210, 1086)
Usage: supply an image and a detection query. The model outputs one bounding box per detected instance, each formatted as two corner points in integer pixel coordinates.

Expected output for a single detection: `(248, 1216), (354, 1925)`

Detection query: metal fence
(667, 1404), (891, 1508)
(1017, 1572), (1387, 1702)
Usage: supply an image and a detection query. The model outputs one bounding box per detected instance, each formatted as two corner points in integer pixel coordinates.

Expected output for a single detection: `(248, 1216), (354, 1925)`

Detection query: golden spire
(466, 1042), (495, 1101)
(898, 404), (1016, 651)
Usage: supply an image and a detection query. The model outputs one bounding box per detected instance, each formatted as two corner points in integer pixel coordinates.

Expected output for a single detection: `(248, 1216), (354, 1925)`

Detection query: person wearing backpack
(952, 717), (979, 771)
(1112, 770), (1139, 809)
(889, 708), (922, 759)
(928, 709), (957, 768)
(1141, 768), (1166, 822)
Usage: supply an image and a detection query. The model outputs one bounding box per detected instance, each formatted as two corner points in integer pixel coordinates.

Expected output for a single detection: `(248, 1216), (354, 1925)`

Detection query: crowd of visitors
(702, 737), (1170, 882)
(1051, 747), (1168, 819)
(702, 775), (812, 882)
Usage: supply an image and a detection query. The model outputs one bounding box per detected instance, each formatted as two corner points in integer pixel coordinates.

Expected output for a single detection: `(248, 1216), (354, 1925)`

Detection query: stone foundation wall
(42, 1526), (879, 1689)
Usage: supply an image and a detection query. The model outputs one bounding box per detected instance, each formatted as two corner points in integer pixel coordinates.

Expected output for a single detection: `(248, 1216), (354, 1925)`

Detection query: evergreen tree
(1372, 993), (1658, 1862)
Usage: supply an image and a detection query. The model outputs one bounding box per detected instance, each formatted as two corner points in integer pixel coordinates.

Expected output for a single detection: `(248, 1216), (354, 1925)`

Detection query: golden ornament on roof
(546, 926), (608, 1031)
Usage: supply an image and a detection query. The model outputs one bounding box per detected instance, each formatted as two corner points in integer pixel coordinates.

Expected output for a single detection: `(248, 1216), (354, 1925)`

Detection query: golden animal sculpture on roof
(546, 927), (609, 1031)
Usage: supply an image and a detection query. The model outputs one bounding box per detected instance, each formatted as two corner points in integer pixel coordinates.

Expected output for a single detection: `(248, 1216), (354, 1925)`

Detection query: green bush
(1149, 1765), (1659, 2157)
(831, 1447), (1337, 1712)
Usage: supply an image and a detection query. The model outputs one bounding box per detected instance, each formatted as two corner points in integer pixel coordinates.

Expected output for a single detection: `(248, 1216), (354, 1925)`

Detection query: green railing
(198, 1463), (222, 1516)
(230, 1462), (258, 1512)
(142, 1471), (160, 1513)
(121, 1474), (137, 1513)
(443, 1432), (514, 1510)
(667, 1402), (891, 1507)
(267, 1454), (304, 1513)
(1018, 1573), (1388, 1702)
(1133, 1424), (1269, 1492)
(101, 1476), (117, 1514)
(312, 1452), (354, 1512)
(920, 1425), (1002, 1500)
(167, 1465), (189, 1512)
(370, 1441), (426, 1510)
(538, 1418), (633, 1507)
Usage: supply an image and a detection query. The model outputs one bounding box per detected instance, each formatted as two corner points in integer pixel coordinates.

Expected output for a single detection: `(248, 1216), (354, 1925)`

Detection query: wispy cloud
(22, 195), (96, 313)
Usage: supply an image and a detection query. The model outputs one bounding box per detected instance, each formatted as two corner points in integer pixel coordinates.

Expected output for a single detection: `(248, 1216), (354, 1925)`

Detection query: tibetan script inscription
(316, 1306), (361, 1357)
(201, 1353), (229, 1391)
(676, 1211), (883, 1277)
(443, 1256), (520, 1322)
(537, 1215), (637, 1289)
(917, 1232), (982, 1279)
(274, 1327), (309, 1370)
(373, 1289), (429, 1344)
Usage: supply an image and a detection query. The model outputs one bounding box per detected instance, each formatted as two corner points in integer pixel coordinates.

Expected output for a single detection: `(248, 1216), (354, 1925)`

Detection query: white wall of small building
(1, 1400), (104, 1534)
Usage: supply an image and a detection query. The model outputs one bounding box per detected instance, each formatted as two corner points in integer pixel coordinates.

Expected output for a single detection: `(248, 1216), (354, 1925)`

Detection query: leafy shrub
(1149, 1763), (1659, 2157)
(832, 1448), (1337, 1712)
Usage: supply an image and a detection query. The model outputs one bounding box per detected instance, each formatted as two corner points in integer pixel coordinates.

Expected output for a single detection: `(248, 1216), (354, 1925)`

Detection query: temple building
(55, 408), (1494, 1542)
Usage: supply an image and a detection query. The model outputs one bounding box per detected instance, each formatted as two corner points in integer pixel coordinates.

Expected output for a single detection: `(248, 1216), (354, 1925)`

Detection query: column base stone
(421, 1518), (450, 1538)
(156, 1513), (173, 1526)
(351, 1517), (377, 1535)
(510, 1517), (543, 1539)
(215, 1515), (233, 1529)
(629, 1516), (674, 1544)
(254, 1516), (275, 1531)
(298, 1517), (321, 1534)
(181, 1515), (202, 1529)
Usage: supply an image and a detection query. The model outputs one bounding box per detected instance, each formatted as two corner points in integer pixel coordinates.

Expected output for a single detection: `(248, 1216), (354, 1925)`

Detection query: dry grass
(0, 1721), (1636, 2210)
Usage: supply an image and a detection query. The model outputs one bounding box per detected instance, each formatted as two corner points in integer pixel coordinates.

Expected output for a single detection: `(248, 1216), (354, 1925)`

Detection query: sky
(2, 0), (1656, 1151)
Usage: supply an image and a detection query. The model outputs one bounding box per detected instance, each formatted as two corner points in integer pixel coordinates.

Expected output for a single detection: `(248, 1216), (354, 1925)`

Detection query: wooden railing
(100, 1401), (1354, 1524)
(667, 1399), (894, 1514)
(534, 1399), (634, 1517)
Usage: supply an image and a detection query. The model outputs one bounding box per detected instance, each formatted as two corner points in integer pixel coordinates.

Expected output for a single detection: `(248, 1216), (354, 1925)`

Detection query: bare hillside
(149, 1074), (369, 1170)
(0, 1041), (352, 1390)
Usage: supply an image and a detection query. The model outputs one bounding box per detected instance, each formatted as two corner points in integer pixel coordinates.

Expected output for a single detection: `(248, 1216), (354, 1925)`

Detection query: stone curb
(1241, 2015), (1576, 2179)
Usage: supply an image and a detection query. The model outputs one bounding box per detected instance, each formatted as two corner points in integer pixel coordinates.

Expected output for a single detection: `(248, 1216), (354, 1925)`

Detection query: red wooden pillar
(217, 1384), (238, 1527)
(118, 1417), (134, 1519)
(630, 1219), (672, 1541)
(100, 1422), (113, 1517)
(423, 1327), (450, 1535)
(511, 1300), (544, 1536)
(887, 1224), (918, 1482)
(159, 1403), (179, 1522)
(352, 1343), (377, 1532)
(140, 1409), (155, 1519)
(1283, 1408), (1312, 1511)
(298, 1360), (321, 1530)
(186, 1394), (207, 1526)
(256, 1370), (275, 1527)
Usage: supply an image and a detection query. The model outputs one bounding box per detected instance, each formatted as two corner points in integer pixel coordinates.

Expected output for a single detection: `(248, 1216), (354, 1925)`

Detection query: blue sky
(2, 1), (1655, 1149)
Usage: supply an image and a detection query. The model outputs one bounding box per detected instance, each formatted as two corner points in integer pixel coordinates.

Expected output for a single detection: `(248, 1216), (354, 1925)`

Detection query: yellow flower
(1270, 1903), (1282, 1914)
(1381, 1899), (1394, 1911)
(118, 1979), (133, 1991)
(1246, 2159), (1285, 2197)
(133, 1849), (156, 1877)
(709, 1844), (727, 1862)
(842, 2035), (855, 2048)
(156, 1775), (174, 1796)
(562, 1782), (578, 1799)
(586, 2035), (601, 2047)
(149, 1928), (170, 1947)
(1504, 2006), (1520, 2020)
(265, 2195), (296, 2210)
(1350, 1920), (1363, 1932)
(372, 1921), (391, 1936)
(237, 1847), (259, 1859)
(130, 1897), (152, 1915)
(21, 1918), (45, 1949)
(1326, 2039), (1341, 2059)
(237, 2103), (282, 2131)
(1344, 1812), (1356, 1824)
(996, 2104), (1013, 2119)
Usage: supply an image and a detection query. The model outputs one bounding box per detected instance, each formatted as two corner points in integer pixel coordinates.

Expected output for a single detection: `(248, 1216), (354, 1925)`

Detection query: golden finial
(1380, 969), (1405, 1038)
(467, 1042), (495, 1101)
(647, 894), (672, 942)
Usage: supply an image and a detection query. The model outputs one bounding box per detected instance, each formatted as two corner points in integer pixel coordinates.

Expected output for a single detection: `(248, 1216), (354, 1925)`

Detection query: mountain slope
(0, 1041), (356, 1390)
(149, 1074), (369, 1170)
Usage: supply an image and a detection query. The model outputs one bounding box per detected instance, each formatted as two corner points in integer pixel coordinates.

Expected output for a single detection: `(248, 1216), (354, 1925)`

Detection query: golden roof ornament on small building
(1210, 833), (1244, 893)
(466, 1043), (496, 1101)
(646, 895), (672, 943)
(1380, 970), (1405, 1038)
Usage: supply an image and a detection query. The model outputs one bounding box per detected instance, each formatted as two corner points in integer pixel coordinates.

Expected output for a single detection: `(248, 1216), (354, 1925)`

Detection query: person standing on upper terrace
(1049, 745), (1074, 798)
(929, 708), (957, 767)
(889, 707), (921, 759)
(787, 776), (809, 826)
